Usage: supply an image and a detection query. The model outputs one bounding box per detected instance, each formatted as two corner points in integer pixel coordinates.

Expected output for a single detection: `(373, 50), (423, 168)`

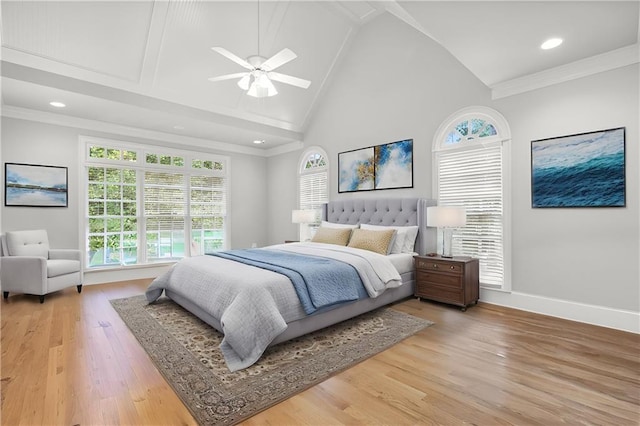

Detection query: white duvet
(145, 242), (401, 371)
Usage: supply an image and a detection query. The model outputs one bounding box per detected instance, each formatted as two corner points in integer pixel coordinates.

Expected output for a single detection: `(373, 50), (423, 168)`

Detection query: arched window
(432, 106), (511, 290)
(298, 147), (328, 241)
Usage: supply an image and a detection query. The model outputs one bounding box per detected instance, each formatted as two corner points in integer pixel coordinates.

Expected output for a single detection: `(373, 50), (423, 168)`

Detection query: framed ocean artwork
(531, 127), (625, 208)
(4, 163), (68, 207)
(339, 139), (413, 193)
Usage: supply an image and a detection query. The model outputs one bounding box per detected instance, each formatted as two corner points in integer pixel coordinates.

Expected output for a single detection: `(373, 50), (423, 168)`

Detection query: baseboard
(84, 264), (171, 285)
(480, 288), (640, 334)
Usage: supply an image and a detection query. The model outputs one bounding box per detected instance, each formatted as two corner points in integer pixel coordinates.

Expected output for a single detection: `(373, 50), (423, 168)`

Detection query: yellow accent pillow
(347, 228), (396, 255)
(311, 227), (352, 246)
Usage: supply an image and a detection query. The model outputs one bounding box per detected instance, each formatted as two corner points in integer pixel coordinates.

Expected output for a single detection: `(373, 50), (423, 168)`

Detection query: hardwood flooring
(1, 280), (638, 425)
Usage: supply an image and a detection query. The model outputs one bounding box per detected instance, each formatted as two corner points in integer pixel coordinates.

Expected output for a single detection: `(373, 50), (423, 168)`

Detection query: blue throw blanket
(209, 249), (364, 314)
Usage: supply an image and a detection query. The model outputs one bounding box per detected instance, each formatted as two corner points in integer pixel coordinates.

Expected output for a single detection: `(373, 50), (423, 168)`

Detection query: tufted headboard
(321, 198), (436, 255)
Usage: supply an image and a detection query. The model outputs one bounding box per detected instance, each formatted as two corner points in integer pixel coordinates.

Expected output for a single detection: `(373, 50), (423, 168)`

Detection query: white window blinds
(437, 145), (504, 288)
(144, 171), (186, 261)
(299, 171), (328, 210)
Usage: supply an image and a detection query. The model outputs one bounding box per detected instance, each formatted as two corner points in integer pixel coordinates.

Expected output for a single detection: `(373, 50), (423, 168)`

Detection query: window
(298, 147), (328, 241)
(432, 107), (511, 290)
(83, 137), (228, 268)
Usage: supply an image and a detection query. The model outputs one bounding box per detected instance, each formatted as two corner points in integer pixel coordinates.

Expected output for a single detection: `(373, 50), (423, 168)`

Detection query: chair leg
(39, 295), (45, 304)
(3, 292), (8, 300)
(77, 284), (83, 293)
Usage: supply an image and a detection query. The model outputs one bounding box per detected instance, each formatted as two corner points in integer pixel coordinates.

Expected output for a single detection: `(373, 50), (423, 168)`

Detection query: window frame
(80, 136), (229, 270)
(432, 106), (512, 291)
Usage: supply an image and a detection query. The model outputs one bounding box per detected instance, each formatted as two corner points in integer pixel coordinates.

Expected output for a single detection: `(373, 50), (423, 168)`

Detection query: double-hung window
(298, 147), (328, 241)
(83, 137), (228, 268)
(432, 107), (511, 290)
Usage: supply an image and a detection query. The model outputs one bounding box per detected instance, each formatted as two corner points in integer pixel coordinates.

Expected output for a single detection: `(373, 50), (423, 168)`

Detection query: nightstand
(414, 255), (479, 311)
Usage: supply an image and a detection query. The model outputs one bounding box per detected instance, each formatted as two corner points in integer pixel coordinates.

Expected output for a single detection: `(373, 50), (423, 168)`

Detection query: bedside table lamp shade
(292, 209), (320, 241)
(427, 206), (466, 257)
(291, 209), (317, 224)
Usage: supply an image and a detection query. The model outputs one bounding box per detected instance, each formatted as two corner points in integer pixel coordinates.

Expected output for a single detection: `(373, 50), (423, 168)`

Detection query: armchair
(1, 230), (83, 303)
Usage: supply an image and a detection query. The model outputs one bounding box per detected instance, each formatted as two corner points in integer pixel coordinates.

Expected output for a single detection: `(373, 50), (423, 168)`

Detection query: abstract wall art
(339, 139), (413, 193)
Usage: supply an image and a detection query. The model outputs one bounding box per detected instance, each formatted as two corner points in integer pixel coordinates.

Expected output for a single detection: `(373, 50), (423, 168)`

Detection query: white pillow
(360, 224), (419, 254)
(321, 221), (359, 230)
(401, 226), (419, 253)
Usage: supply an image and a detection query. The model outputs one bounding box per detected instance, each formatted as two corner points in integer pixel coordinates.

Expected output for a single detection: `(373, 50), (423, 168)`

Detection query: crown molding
(264, 140), (304, 157)
(491, 43), (640, 99)
(1, 105), (275, 157)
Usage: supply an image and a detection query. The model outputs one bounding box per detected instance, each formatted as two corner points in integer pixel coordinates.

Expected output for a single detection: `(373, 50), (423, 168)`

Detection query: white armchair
(1, 230), (83, 303)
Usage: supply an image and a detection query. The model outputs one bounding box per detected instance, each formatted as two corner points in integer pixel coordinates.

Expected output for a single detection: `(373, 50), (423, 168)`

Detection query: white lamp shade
(427, 206), (467, 228)
(292, 209), (318, 224)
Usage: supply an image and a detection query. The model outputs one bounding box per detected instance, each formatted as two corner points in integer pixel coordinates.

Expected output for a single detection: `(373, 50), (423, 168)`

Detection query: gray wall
(267, 14), (639, 320)
(267, 12), (492, 245)
(494, 64), (639, 312)
(1, 117), (269, 252)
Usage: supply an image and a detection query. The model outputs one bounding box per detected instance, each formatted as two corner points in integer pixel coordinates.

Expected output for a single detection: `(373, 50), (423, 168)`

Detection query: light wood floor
(1, 280), (639, 425)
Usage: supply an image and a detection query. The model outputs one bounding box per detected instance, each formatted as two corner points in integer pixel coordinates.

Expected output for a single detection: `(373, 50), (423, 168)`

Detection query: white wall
(267, 14), (639, 331)
(1, 117), (269, 282)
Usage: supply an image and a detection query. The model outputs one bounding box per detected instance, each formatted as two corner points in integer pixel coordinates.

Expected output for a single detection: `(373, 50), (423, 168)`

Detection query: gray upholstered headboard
(321, 198), (436, 255)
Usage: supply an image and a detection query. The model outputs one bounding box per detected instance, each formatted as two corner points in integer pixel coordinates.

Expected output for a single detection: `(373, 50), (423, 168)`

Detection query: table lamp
(426, 206), (467, 257)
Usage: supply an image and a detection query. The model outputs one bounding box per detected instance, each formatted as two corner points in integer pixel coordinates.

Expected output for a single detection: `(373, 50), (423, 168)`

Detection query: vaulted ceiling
(1, 1), (638, 155)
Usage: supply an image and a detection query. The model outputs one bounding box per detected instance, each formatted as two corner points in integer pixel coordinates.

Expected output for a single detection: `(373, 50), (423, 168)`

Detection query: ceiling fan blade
(268, 72), (311, 89)
(260, 48), (297, 71)
(207, 72), (249, 83)
(211, 47), (253, 70)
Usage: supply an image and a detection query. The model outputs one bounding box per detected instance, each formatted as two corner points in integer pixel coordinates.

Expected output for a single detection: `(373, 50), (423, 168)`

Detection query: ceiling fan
(208, 47), (311, 98)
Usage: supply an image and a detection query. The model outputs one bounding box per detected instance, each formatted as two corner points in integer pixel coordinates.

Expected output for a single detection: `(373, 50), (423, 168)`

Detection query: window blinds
(437, 145), (504, 287)
(299, 171), (328, 210)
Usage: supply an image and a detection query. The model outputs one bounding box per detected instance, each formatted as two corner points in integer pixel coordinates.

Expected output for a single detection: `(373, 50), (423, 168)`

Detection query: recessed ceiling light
(253, 139), (265, 144)
(173, 125), (184, 130)
(49, 101), (66, 108)
(541, 38), (563, 50)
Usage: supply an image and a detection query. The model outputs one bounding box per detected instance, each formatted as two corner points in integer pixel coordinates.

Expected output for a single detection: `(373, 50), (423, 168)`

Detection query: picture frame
(4, 162), (69, 207)
(531, 127), (625, 208)
(339, 139), (413, 193)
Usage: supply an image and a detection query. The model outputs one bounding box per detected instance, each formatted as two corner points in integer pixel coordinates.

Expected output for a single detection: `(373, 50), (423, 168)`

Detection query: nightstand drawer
(417, 271), (462, 289)
(416, 282), (463, 303)
(415, 259), (463, 274)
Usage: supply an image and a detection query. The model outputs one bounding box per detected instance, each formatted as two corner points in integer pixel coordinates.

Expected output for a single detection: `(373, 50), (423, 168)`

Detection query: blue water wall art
(531, 127), (625, 208)
(5, 163), (68, 207)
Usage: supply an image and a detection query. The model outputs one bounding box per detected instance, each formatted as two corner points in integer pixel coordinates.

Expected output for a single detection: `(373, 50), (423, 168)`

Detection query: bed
(146, 197), (436, 371)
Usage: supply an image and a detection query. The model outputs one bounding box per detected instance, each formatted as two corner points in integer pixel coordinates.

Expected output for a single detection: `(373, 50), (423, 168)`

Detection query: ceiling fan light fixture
(237, 74), (251, 90)
(247, 72), (277, 97)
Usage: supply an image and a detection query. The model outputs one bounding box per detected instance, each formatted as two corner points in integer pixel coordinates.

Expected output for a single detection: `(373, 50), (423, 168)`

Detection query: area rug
(111, 295), (433, 425)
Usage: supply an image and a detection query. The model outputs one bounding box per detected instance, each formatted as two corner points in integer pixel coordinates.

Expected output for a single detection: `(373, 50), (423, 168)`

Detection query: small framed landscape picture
(4, 162), (69, 207)
(531, 127), (625, 208)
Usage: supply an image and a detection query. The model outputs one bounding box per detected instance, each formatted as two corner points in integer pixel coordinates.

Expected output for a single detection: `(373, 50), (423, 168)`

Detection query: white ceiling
(2, 1), (638, 156)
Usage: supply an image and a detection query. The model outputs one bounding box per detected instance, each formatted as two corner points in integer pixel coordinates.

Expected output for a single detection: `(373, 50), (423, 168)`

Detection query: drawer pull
(450, 266), (455, 270)
(433, 264), (438, 268)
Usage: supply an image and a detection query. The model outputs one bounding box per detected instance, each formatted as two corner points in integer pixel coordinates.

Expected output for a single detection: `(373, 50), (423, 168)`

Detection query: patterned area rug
(111, 295), (433, 425)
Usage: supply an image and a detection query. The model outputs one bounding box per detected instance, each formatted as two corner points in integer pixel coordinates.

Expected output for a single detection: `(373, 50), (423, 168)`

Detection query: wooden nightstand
(414, 255), (479, 311)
